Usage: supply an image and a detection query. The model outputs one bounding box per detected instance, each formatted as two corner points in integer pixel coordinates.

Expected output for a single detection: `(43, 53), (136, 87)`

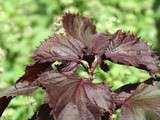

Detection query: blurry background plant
(0, 0), (159, 120)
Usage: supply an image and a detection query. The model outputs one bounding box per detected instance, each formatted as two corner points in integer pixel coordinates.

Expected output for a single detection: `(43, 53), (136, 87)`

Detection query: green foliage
(0, 0), (159, 119)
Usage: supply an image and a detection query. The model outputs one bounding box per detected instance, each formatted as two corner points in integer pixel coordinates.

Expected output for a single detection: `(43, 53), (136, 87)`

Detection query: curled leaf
(0, 82), (38, 98)
(62, 13), (96, 46)
(104, 30), (160, 74)
(120, 81), (160, 120)
(17, 62), (52, 83)
(0, 62), (51, 116)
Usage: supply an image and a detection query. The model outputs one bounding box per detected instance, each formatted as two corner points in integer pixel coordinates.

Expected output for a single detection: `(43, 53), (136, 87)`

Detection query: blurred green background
(0, 0), (159, 119)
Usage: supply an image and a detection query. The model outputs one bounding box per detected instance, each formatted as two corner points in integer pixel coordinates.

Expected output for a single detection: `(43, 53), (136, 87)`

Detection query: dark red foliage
(120, 81), (160, 120)
(0, 62), (52, 116)
(0, 13), (160, 120)
(104, 30), (160, 74)
(30, 104), (53, 120)
(33, 34), (85, 63)
(0, 97), (12, 116)
(37, 71), (114, 120)
(62, 13), (96, 46)
(17, 62), (52, 83)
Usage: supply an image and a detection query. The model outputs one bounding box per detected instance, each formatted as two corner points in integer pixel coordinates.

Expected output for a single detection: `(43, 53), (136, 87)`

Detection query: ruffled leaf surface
(104, 30), (160, 74)
(62, 13), (96, 46)
(33, 34), (84, 63)
(38, 71), (114, 120)
(0, 62), (51, 116)
(120, 82), (160, 120)
(17, 62), (52, 83)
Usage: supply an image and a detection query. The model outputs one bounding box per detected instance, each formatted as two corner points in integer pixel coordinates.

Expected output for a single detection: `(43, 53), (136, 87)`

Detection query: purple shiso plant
(0, 13), (160, 120)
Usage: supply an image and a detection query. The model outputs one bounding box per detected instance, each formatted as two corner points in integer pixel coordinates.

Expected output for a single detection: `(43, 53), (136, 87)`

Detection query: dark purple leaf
(0, 62), (51, 116)
(56, 61), (78, 73)
(0, 82), (38, 98)
(30, 104), (53, 120)
(104, 30), (160, 74)
(90, 33), (112, 56)
(1, 13), (160, 120)
(0, 96), (12, 116)
(62, 13), (96, 46)
(38, 71), (114, 120)
(17, 62), (52, 83)
(114, 77), (160, 94)
(120, 82), (160, 120)
(33, 34), (84, 63)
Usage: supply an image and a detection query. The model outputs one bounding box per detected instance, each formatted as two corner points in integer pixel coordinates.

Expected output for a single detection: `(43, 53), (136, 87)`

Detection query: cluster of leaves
(0, 0), (160, 119)
(0, 0), (158, 86)
(0, 13), (160, 120)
